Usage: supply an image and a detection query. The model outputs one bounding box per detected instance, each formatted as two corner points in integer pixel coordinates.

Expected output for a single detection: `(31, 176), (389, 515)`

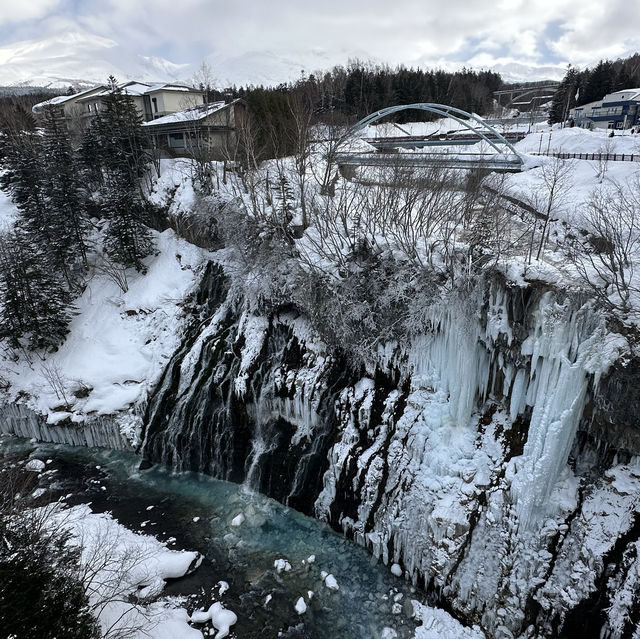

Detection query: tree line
(203, 62), (504, 159)
(550, 53), (640, 124)
(0, 77), (155, 352)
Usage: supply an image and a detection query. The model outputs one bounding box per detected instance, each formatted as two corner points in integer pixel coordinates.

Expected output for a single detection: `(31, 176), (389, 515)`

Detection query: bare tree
(593, 137), (616, 183)
(568, 176), (640, 314)
(95, 253), (130, 293)
(523, 156), (574, 262)
(41, 361), (71, 405)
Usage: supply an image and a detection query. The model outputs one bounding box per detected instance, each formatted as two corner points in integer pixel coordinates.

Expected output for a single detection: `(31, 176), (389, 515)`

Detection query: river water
(1, 435), (422, 639)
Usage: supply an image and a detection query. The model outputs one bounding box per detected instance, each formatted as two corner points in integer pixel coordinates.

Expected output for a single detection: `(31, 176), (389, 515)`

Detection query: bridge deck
(335, 152), (524, 172)
(364, 131), (527, 149)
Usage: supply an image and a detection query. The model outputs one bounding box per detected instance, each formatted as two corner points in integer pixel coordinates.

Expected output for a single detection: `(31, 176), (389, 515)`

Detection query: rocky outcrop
(139, 264), (640, 639)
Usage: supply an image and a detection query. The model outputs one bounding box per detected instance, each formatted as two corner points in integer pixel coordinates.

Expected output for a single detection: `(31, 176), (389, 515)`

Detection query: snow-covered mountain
(488, 61), (567, 83)
(204, 48), (373, 88)
(0, 29), (564, 91)
(0, 31), (189, 89)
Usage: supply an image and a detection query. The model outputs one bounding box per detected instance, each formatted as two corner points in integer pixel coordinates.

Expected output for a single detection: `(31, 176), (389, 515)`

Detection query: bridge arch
(338, 103), (524, 163)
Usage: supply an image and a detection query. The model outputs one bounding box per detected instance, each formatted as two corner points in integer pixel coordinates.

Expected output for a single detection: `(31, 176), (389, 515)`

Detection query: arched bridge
(333, 103), (525, 172)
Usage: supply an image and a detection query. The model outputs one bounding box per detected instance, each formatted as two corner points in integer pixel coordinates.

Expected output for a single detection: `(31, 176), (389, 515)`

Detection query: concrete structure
(570, 89), (640, 130)
(494, 82), (559, 111)
(141, 99), (245, 160)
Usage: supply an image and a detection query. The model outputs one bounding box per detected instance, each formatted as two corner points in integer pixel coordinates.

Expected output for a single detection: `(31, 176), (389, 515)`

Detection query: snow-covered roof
(604, 89), (640, 103)
(33, 81), (203, 113)
(141, 101), (233, 127)
(32, 85), (106, 112)
(145, 83), (199, 94)
(74, 81), (202, 102)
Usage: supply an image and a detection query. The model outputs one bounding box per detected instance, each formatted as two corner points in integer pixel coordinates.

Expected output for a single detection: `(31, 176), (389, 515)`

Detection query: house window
(152, 97), (158, 113)
(168, 133), (185, 149)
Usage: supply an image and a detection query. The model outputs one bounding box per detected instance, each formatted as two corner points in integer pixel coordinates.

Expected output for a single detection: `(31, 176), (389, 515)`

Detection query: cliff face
(139, 263), (640, 639)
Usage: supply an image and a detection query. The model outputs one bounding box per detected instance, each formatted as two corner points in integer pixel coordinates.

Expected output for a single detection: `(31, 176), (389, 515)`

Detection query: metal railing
(532, 151), (640, 162)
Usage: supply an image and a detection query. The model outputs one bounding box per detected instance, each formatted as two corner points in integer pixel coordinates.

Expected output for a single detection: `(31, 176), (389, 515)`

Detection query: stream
(0, 434), (423, 639)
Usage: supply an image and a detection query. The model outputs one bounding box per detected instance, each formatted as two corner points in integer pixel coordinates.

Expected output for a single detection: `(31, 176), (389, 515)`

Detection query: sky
(0, 0), (639, 85)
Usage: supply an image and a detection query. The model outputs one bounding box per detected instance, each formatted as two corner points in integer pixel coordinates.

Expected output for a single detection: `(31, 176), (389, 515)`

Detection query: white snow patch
(1, 229), (208, 435)
(412, 600), (486, 639)
(25, 458), (46, 472)
(230, 513), (245, 527)
(324, 573), (339, 590)
(46, 504), (203, 639)
(274, 558), (292, 573)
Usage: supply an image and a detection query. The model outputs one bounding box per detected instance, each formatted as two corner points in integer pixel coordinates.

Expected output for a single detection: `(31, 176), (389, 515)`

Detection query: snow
(230, 513), (245, 526)
(0, 228), (208, 442)
(209, 602), (238, 639)
(142, 102), (229, 127)
(25, 458), (45, 472)
(390, 563), (403, 577)
(190, 602), (238, 639)
(324, 573), (339, 590)
(274, 558), (292, 573)
(294, 596), (307, 614)
(47, 504), (203, 639)
(0, 180), (17, 231)
(516, 126), (640, 156)
(412, 601), (485, 639)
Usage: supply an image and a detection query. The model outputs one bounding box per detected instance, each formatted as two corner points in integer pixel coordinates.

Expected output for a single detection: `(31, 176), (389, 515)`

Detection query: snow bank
(190, 601), (237, 639)
(1, 228), (208, 442)
(412, 601), (485, 639)
(516, 126), (640, 156)
(48, 504), (203, 639)
(0, 179), (17, 232)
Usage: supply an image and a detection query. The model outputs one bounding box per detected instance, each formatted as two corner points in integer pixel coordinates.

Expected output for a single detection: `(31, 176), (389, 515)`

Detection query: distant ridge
(0, 30), (188, 89)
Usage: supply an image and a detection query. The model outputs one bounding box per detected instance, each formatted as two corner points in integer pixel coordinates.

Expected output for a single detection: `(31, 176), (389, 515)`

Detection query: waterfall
(137, 265), (638, 638)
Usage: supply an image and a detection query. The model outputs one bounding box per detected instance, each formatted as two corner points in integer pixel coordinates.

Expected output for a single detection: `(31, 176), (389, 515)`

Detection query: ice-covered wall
(0, 402), (132, 449)
(139, 266), (640, 638)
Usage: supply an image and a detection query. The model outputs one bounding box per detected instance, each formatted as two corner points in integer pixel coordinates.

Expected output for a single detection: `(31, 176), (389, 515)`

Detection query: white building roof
(604, 89), (640, 102)
(141, 101), (231, 127)
(32, 85), (106, 112)
(32, 81), (206, 117)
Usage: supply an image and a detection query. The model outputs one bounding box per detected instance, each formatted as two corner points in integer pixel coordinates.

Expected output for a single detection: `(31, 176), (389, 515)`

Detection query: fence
(533, 151), (640, 162)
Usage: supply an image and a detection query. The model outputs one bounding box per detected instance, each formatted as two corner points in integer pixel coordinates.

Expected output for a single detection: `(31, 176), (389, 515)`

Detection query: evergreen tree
(0, 132), (49, 244)
(549, 66), (580, 124)
(41, 106), (91, 276)
(102, 177), (154, 271)
(580, 60), (614, 105)
(613, 65), (634, 92)
(0, 470), (100, 638)
(0, 110), (90, 288)
(82, 77), (154, 270)
(0, 231), (73, 350)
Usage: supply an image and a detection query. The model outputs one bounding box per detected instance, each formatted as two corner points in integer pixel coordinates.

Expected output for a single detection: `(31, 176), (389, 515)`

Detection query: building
(141, 99), (245, 160)
(570, 88), (640, 130)
(32, 81), (205, 135)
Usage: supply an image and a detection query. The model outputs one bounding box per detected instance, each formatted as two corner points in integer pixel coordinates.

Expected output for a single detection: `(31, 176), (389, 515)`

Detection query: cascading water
(140, 265), (640, 638)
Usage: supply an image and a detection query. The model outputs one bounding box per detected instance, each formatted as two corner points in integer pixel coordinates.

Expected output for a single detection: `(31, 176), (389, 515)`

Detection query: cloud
(0, 0), (61, 26)
(0, 0), (639, 84)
